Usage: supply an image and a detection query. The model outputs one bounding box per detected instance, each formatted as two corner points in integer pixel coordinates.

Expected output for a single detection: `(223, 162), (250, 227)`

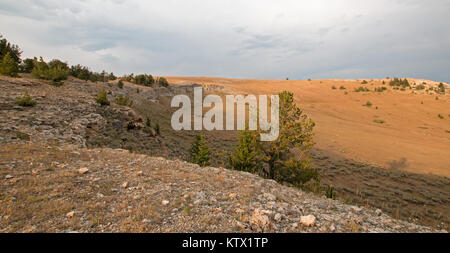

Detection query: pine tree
(229, 128), (261, 173)
(190, 133), (211, 167)
(95, 89), (110, 106)
(259, 91), (316, 184)
(0, 52), (19, 77)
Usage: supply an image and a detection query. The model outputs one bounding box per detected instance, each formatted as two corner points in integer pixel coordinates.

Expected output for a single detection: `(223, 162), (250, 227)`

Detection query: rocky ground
(0, 76), (447, 232)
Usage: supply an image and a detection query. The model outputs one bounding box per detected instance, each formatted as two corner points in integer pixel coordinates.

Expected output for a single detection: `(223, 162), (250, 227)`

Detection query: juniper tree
(259, 91), (316, 185)
(190, 133), (211, 167)
(95, 89), (110, 106)
(229, 128), (261, 173)
(0, 52), (19, 77)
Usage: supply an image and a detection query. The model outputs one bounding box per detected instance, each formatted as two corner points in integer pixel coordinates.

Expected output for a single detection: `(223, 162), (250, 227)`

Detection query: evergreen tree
(229, 128), (261, 173)
(0, 35), (22, 65)
(259, 91), (315, 182)
(158, 77), (169, 87)
(0, 52), (19, 77)
(118, 80), (124, 89)
(190, 133), (211, 167)
(95, 89), (110, 106)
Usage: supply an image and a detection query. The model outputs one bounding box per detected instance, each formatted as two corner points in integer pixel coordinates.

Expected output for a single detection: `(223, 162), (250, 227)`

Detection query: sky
(1, 0), (449, 82)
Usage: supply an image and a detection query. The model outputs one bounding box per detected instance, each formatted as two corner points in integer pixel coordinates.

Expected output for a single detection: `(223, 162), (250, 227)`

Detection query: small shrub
(374, 119), (385, 124)
(190, 133), (211, 167)
(331, 85), (336, 89)
(145, 117), (151, 127)
(114, 95), (131, 106)
(364, 101), (373, 107)
(361, 80), (368, 84)
(158, 77), (169, 87)
(438, 114), (444, 119)
(118, 80), (124, 89)
(95, 89), (110, 106)
(415, 84), (426, 90)
(15, 91), (36, 107)
(354, 86), (370, 92)
(374, 86), (387, 92)
(339, 85), (346, 90)
(155, 123), (160, 135)
(325, 185), (336, 199)
(438, 82), (445, 94)
(389, 78), (410, 88)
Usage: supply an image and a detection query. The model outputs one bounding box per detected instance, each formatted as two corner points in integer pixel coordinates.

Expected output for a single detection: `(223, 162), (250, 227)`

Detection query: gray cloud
(0, 0), (449, 82)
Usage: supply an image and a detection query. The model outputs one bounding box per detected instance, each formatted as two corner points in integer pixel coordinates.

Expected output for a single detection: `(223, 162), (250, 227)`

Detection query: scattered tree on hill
(118, 80), (124, 89)
(389, 78), (410, 88)
(31, 57), (69, 82)
(229, 128), (261, 173)
(190, 133), (211, 167)
(0, 52), (19, 77)
(0, 35), (22, 65)
(438, 83), (445, 94)
(95, 89), (110, 106)
(158, 77), (169, 87)
(20, 58), (35, 73)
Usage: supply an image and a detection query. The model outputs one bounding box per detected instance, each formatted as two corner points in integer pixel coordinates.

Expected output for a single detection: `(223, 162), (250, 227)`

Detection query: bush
(389, 78), (410, 88)
(190, 133), (211, 167)
(118, 80), (124, 89)
(155, 123), (160, 135)
(361, 80), (368, 84)
(415, 84), (426, 90)
(145, 117), (151, 127)
(374, 86), (387, 92)
(114, 94), (131, 106)
(15, 91), (36, 107)
(438, 83), (445, 94)
(339, 86), (346, 90)
(0, 35), (22, 65)
(20, 58), (35, 73)
(278, 159), (319, 187)
(438, 114), (444, 119)
(95, 89), (110, 106)
(158, 77), (169, 87)
(364, 101), (373, 107)
(31, 57), (69, 81)
(135, 74), (154, 86)
(229, 128), (260, 173)
(331, 85), (336, 89)
(325, 185), (336, 199)
(354, 86), (370, 92)
(0, 52), (19, 77)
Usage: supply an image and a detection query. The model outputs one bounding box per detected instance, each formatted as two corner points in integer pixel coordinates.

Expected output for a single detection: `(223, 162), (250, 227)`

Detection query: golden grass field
(167, 77), (450, 178)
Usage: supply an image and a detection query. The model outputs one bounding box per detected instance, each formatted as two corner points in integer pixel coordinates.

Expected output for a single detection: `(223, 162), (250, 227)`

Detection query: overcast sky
(1, 0), (449, 82)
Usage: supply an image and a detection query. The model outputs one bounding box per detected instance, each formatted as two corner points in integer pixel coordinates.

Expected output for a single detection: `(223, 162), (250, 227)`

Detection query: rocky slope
(0, 76), (446, 232)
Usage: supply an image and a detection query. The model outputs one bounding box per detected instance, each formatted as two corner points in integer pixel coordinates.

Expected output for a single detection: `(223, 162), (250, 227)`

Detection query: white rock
(78, 167), (89, 174)
(122, 182), (128, 188)
(5, 175), (14, 179)
(162, 200), (169, 206)
(300, 214), (316, 227)
(66, 211), (75, 218)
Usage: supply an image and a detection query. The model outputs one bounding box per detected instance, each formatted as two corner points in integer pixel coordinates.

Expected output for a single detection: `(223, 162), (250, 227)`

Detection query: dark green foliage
(339, 85), (346, 90)
(438, 83), (445, 94)
(331, 85), (336, 89)
(158, 77), (169, 87)
(118, 80), (124, 89)
(95, 89), (110, 106)
(325, 185), (336, 199)
(190, 134), (211, 167)
(361, 80), (368, 84)
(438, 114), (444, 119)
(415, 84), (426, 90)
(20, 58), (35, 73)
(31, 57), (69, 81)
(354, 86), (370, 92)
(155, 123), (160, 135)
(229, 128), (260, 173)
(108, 72), (117, 81)
(258, 91), (316, 185)
(145, 117), (151, 127)
(364, 101), (373, 107)
(389, 78), (410, 88)
(0, 35), (22, 65)
(114, 94), (131, 106)
(15, 91), (36, 107)
(135, 74), (154, 86)
(374, 86), (387, 92)
(0, 52), (19, 77)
